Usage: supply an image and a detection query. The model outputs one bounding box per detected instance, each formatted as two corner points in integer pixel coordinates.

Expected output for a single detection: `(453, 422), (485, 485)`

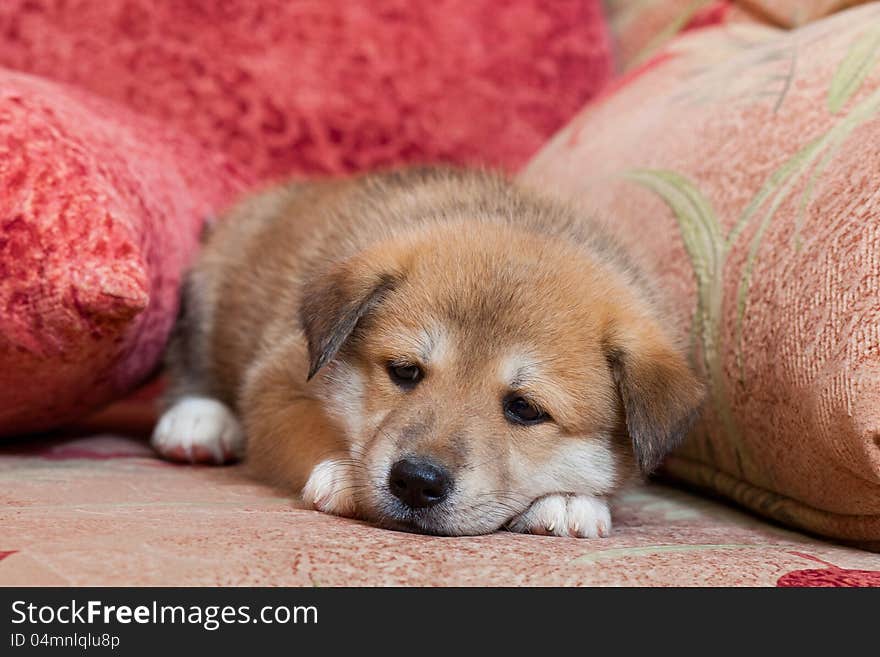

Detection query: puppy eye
(388, 362), (423, 389)
(503, 395), (549, 425)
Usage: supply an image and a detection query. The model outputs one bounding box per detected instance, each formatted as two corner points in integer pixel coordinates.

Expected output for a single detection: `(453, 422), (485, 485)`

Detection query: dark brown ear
(299, 255), (403, 380)
(605, 322), (705, 474)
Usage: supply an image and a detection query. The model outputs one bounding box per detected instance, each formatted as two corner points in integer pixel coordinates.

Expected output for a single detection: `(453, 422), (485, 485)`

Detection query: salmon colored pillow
(0, 69), (246, 436)
(606, 1), (873, 72)
(739, 0), (872, 26)
(607, 0), (762, 70)
(522, 5), (880, 546)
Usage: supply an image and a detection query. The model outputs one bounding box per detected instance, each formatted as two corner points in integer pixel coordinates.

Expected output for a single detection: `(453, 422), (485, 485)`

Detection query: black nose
(388, 458), (452, 508)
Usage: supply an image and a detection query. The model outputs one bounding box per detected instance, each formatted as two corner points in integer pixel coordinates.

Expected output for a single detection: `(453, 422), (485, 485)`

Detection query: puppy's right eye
(387, 362), (423, 389)
(503, 395), (549, 426)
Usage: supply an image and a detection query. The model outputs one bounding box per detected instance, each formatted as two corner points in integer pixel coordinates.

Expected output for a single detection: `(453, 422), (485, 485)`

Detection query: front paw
(507, 494), (612, 538)
(151, 396), (244, 464)
(302, 459), (358, 518)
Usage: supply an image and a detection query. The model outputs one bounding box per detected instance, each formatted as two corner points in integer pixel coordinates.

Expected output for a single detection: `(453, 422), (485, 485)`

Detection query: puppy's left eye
(388, 362), (423, 389)
(503, 395), (549, 425)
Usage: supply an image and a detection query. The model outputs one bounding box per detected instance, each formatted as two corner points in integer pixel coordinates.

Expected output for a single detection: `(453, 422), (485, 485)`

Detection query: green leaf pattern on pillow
(624, 27), (880, 479)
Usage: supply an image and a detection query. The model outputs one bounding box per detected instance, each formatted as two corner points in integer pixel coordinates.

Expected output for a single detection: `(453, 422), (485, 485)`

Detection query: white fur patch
(424, 324), (452, 366)
(507, 494), (611, 538)
(151, 396), (244, 464)
(322, 361), (366, 437)
(509, 435), (619, 499)
(498, 347), (577, 420)
(388, 323), (454, 367)
(302, 459), (357, 517)
(499, 349), (540, 386)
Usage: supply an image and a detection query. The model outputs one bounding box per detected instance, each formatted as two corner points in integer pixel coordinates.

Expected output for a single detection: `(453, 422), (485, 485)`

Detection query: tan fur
(159, 167), (704, 536)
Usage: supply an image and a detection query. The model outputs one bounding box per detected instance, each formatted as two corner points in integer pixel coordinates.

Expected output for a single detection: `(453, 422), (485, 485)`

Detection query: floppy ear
(299, 254), (404, 380)
(605, 321), (705, 474)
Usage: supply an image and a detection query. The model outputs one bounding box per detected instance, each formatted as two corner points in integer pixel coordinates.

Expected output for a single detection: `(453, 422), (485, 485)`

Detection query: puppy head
(301, 222), (703, 535)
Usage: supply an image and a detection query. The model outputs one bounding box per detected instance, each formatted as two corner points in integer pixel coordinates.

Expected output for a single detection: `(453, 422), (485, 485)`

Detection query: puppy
(152, 167), (703, 537)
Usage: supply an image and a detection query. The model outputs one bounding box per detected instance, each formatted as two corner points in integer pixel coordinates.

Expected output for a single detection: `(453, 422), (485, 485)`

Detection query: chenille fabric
(0, 0), (614, 180)
(0, 69), (246, 435)
(0, 1), (614, 434)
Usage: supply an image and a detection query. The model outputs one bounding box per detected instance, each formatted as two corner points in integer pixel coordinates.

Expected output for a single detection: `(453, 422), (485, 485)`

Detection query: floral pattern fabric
(1, 433), (878, 586)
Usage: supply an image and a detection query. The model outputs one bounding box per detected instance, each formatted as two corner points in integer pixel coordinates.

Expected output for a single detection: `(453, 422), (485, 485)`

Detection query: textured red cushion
(0, 69), (247, 435)
(0, 2), (614, 435)
(0, 0), (613, 181)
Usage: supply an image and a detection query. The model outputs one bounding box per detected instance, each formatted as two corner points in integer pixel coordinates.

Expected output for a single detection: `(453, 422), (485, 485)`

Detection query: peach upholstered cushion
(3, 434), (879, 585)
(740, 0), (872, 26)
(522, 4), (880, 545)
(607, 0), (762, 70)
(606, 1), (874, 71)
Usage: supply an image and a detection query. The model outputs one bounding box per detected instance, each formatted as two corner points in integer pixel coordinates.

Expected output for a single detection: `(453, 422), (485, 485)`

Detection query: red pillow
(0, 1), (615, 436)
(0, 0), (613, 181)
(0, 69), (247, 435)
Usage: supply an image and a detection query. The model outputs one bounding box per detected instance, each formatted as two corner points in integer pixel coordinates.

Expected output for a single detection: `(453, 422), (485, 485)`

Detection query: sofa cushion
(740, 0), (873, 26)
(0, 69), (246, 436)
(0, 0), (614, 180)
(2, 433), (878, 585)
(521, 5), (880, 544)
(606, 1), (875, 72)
(608, 0), (760, 70)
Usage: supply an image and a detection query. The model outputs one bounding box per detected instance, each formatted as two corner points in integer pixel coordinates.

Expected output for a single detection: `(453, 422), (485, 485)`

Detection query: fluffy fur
(153, 167), (704, 537)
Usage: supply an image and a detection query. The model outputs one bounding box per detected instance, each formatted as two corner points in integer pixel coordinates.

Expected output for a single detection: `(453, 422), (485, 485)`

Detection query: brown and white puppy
(152, 167), (703, 537)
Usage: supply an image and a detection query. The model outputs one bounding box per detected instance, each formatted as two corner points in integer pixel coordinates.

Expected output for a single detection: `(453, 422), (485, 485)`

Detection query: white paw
(507, 494), (612, 538)
(151, 397), (244, 464)
(302, 458), (357, 517)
